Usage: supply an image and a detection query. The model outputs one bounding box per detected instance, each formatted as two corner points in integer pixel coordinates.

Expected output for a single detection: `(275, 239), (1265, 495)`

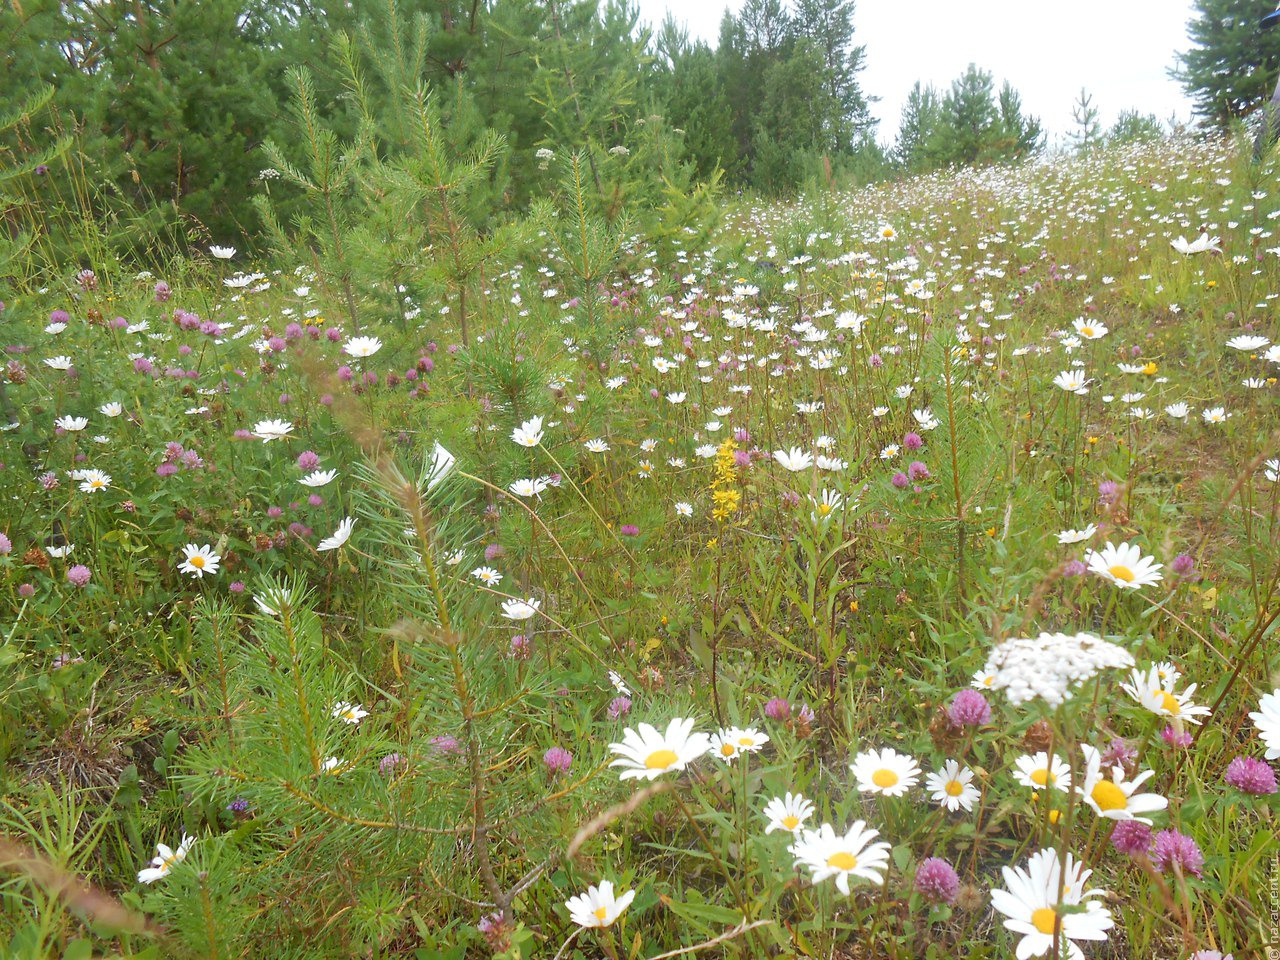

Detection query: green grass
(0, 134), (1278, 960)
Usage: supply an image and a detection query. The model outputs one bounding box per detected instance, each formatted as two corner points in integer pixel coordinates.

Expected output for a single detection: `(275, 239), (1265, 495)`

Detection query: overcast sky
(633, 0), (1201, 143)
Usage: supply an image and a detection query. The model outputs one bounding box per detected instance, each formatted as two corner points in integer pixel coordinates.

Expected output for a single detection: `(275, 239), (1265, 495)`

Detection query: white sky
(635, 0), (1201, 143)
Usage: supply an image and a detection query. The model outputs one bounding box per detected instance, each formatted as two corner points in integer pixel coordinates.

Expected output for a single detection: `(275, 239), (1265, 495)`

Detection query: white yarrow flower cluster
(983, 632), (1134, 706)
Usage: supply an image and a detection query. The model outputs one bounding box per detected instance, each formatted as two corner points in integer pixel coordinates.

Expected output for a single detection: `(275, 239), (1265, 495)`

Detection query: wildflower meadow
(3, 3), (1280, 958)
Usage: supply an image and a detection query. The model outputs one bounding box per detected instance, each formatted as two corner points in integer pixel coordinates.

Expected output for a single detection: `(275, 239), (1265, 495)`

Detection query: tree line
(1, 0), (1274, 252)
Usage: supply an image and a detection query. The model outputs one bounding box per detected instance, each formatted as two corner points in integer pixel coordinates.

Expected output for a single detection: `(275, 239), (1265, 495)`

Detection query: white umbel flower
(983, 633), (1133, 706)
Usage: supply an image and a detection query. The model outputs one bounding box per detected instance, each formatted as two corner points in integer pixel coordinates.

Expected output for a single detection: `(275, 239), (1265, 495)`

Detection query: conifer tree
(1174, 0), (1280, 128)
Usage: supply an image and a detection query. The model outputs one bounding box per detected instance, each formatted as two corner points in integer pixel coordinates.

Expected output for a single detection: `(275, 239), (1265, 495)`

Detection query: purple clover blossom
(1109, 820), (1153, 857)
(1224, 756), (1277, 795)
(1100, 738), (1137, 771)
(1150, 828), (1205, 878)
(764, 697), (791, 721)
(607, 696), (632, 719)
(947, 689), (991, 727)
(66, 565), (91, 587)
(543, 746), (572, 775)
(1162, 725), (1193, 749)
(914, 857), (960, 905)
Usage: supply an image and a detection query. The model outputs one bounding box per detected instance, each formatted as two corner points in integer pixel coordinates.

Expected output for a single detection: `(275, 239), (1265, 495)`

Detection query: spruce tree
(1069, 88), (1102, 151)
(894, 81), (942, 171)
(1174, 0), (1280, 128)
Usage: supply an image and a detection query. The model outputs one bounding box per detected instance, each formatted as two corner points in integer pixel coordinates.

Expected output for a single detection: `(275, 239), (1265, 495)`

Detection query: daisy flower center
(1031, 907), (1059, 935)
(1107, 564), (1135, 582)
(1081, 327), (1095, 337)
(871, 768), (899, 789)
(1156, 691), (1181, 714)
(1091, 779), (1128, 811)
(593, 906), (609, 923)
(826, 851), (858, 871)
(1030, 769), (1055, 787)
(818, 504), (832, 515)
(720, 743), (736, 757)
(737, 737), (754, 747)
(945, 780), (964, 797)
(644, 749), (678, 770)
(781, 815), (799, 830)
(190, 556), (205, 568)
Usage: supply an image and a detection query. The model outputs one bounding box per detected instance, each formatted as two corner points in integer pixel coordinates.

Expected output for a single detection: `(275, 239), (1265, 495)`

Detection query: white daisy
(1248, 689), (1280, 760)
(1079, 744), (1168, 823)
(762, 792), (814, 834)
(178, 543), (221, 579)
(990, 848), (1114, 960)
(1083, 541), (1163, 590)
(565, 880), (635, 928)
(926, 760), (980, 812)
(608, 717), (711, 781)
(137, 834), (196, 884)
(331, 701), (369, 724)
(850, 747), (921, 797)
(317, 517), (355, 552)
(790, 821), (892, 893)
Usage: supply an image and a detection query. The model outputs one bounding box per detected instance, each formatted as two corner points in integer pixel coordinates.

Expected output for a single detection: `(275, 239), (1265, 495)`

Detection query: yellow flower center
(1107, 564), (1134, 583)
(872, 769), (899, 789)
(1080, 326), (1095, 337)
(593, 906), (609, 923)
(1031, 907), (1059, 935)
(1030, 769), (1056, 787)
(945, 780), (964, 797)
(737, 737), (755, 747)
(781, 815), (799, 830)
(826, 851), (858, 871)
(190, 556), (205, 568)
(720, 743), (736, 757)
(645, 749), (678, 770)
(818, 503), (832, 515)
(1091, 779), (1128, 811)
(1155, 691), (1181, 715)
